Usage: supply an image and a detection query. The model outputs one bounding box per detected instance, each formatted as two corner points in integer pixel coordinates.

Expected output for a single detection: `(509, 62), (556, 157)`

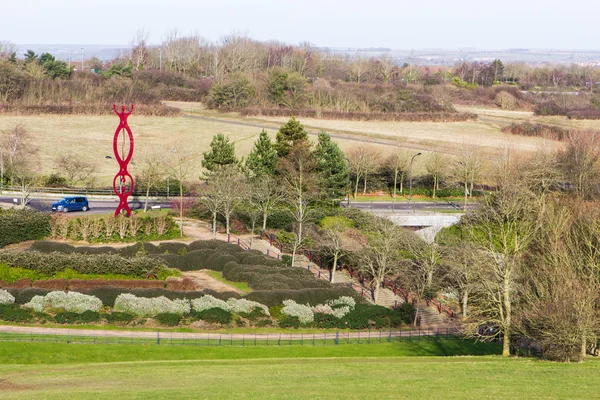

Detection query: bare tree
(163, 145), (200, 237)
(54, 153), (96, 187)
(134, 150), (164, 212)
(320, 216), (353, 283)
(451, 146), (481, 209)
(249, 175), (285, 231)
(197, 181), (221, 239)
(346, 146), (378, 198)
(445, 243), (484, 318)
(358, 218), (405, 303)
(558, 131), (600, 199)
(425, 152), (447, 199)
(212, 165), (246, 235)
(387, 149), (410, 198)
(278, 144), (316, 267)
(464, 186), (540, 357)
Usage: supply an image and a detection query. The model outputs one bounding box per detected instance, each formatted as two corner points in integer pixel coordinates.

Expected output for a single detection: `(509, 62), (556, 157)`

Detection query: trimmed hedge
(0, 251), (165, 277)
(194, 307), (232, 324)
(0, 209), (50, 247)
(0, 304), (34, 322)
(246, 287), (360, 307)
(155, 312), (181, 326)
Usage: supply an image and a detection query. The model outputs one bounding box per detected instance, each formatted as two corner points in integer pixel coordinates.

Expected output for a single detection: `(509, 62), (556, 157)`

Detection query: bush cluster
(501, 122), (570, 141)
(0, 251), (166, 277)
(114, 294), (191, 316)
(0, 289), (15, 305)
(23, 291), (103, 313)
(0, 209), (50, 247)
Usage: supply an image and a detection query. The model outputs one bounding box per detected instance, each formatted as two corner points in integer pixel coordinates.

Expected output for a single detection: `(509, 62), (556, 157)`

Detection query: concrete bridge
(377, 213), (464, 243)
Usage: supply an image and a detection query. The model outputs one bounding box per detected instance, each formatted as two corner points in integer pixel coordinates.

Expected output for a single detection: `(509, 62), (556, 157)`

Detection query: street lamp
(409, 152), (422, 202)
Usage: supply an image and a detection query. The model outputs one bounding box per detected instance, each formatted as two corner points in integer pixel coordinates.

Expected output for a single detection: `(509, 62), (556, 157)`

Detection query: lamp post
(409, 152), (422, 203)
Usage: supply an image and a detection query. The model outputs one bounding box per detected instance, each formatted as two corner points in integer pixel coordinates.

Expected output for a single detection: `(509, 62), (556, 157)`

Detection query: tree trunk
(363, 175), (367, 195)
(144, 186), (150, 212)
(262, 212), (268, 231)
(225, 213), (230, 235)
(179, 183), (184, 237)
(413, 303), (420, 326)
(354, 175), (360, 199)
(432, 176), (437, 199)
(212, 211), (217, 239)
(393, 170), (398, 198)
(399, 173), (404, 195)
(581, 336), (587, 361)
(469, 180), (474, 198)
(331, 252), (338, 283)
(373, 284), (380, 304)
(462, 290), (469, 318)
(502, 271), (512, 358)
(464, 181), (468, 210)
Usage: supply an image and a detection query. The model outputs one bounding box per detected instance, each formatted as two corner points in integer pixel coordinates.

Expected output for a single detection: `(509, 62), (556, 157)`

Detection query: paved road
(0, 196), (172, 216)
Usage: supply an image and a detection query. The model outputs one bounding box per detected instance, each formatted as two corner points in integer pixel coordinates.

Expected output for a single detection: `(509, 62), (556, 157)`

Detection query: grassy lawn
(204, 270), (252, 293)
(0, 341), (597, 399)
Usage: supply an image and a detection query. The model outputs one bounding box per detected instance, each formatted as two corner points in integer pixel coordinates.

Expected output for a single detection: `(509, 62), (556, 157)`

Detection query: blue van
(51, 196), (90, 213)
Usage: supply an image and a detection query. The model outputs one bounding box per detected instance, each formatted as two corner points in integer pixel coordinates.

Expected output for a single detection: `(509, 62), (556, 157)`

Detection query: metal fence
(0, 327), (460, 347)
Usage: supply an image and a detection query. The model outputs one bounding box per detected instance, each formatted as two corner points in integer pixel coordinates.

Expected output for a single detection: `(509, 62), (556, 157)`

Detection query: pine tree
(245, 130), (278, 177)
(202, 134), (237, 171)
(274, 117), (308, 157)
(314, 131), (350, 198)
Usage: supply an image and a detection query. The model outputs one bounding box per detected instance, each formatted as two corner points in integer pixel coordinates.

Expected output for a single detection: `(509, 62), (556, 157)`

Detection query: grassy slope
(0, 341), (598, 399)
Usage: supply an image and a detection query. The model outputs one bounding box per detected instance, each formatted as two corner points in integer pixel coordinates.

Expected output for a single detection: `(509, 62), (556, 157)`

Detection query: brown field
(2, 102), (597, 187)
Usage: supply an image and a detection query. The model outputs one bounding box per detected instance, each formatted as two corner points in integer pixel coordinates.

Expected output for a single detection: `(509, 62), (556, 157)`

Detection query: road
(0, 196), (172, 216)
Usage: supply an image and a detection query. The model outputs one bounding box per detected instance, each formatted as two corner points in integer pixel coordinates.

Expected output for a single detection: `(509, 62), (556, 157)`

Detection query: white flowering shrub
(282, 300), (314, 324)
(191, 295), (228, 313)
(114, 294), (190, 316)
(226, 298), (270, 316)
(312, 304), (334, 315)
(0, 289), (15, 305)
(23, 296), (45, 312)
(331, 306), (351, 319)
(40, 291), (103, 313)
(328, 296), (356, 310)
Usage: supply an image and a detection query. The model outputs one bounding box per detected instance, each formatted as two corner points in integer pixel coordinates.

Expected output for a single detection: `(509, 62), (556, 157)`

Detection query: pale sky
(2, 0), (597, 49)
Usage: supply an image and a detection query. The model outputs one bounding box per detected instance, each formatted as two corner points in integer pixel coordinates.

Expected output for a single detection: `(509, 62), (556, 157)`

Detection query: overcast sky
(2, 0), (597, 49)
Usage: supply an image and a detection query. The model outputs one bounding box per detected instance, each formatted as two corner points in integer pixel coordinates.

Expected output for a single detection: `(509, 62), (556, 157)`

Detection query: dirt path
(183, 270), (245, 295)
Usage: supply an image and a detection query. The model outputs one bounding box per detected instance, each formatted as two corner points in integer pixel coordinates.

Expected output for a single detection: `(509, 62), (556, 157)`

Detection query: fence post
(157, 331), (160, 345)
(335, 330), (339, 345)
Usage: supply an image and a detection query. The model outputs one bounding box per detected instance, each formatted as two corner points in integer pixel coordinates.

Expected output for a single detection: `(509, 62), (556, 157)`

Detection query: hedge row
(0, 251), (165, 277)
(0, 103), (180, 116)
(0, 278), (196, 291)
(240, 108), (478, 122)
(246, 287), (360, 307)
(0, 209), (50, 248)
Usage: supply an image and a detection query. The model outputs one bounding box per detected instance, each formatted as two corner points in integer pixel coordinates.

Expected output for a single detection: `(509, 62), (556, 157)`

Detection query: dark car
(51, 196), (90, 213)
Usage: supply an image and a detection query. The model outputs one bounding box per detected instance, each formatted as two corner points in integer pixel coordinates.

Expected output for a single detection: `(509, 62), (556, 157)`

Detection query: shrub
(0, 289), (15, 304)
(195, 307), (232, 324)
(23, 295), (45, 312)
(191, 295), (228, 312)
(155, 312), (181, 326)
(30, 291), (104, 313)
(246, 287), (359, 307)
(181, 249), (213, 270)
(278, 316), (300, 329)
(256, 319), (272, 327)
(102, 312), (134, 324)
(0, 209), (50, 247)
(86, 288), (237, 307)
(9, 288), (51, 304)
(113, 294), (190, 316)
(158, 242), (188, 255)
(226, 298), (270, 316)
(0, 251), (165, 277)
(0, 304), (33, 322)
(54, 312), (80, 324)
(281, 300), (314, 324)
(28, 241), (75, 254)
(314, 312), (339, 328)
(338, 304), (393, 329)
(78, 310), (101, 323)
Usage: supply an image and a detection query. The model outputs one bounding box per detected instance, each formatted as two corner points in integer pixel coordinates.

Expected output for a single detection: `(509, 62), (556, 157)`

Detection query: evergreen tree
(245, 130), (278, 177)
(8, 52), (16, 64)
(202, 133), (238, 171)
(274, 117), (309, 157)
(24, 50), (38, 63)
(314, 131), (350, 198)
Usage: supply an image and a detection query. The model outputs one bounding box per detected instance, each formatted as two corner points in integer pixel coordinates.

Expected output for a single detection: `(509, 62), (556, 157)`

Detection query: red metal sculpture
(112, 104), (135, 217)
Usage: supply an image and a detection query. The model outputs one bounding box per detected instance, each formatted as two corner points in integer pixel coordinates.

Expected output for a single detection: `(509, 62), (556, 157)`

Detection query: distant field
(2, 103), (596, 186)
(0, 341), (597, 399)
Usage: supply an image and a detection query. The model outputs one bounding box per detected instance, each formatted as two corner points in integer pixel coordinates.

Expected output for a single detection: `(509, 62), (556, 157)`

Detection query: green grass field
(0, 340), (597, 399)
